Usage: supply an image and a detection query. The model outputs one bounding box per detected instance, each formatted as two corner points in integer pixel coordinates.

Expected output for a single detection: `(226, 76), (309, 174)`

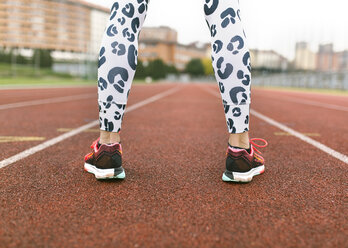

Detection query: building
(0, 2), (209, 71)
(294, 42), (316, 71)
(138, 26), (209, 70)
(314, 44), (348, 72)
(316, 44), (335, 72)
(0, 0), (109, 60)
(250, 49), (288, 71)
(175, 42), (211, 70)
(138, 26), (177, 66)
(335, 50), (348, 72)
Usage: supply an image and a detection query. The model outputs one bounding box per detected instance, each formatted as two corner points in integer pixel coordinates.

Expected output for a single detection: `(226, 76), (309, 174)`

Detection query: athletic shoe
(222, 138), (268, 183)
(84, 138), (125, 180)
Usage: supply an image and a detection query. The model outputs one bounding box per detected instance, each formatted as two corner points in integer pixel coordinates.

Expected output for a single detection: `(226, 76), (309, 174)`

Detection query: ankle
(110, 132), (121, 144)
(99, 130), (121, 144)
(99, 130), (109, 144)
(228, 132), (250, 149)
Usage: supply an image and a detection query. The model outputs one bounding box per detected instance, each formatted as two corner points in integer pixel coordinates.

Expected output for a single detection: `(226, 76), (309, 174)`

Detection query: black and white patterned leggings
(98, 0), (251, 134)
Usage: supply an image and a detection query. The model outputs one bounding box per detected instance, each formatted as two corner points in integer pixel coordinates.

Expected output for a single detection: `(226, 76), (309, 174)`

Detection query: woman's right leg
(84, 0), (149, 180)
(98, 0), (149, 143)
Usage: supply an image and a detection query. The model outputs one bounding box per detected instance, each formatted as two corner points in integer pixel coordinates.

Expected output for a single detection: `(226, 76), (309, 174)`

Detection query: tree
(146, 59), (166, 79)
(31, 49), (53, 68)
(16, 54), (29, 65)
(166, 64), (178, 75)
(185, 58), (205, 76)
(0, 49), (29, 64)
(134, 59), (146, 79)
(201, 57), (214, 76)
(0, 49), (11, 63)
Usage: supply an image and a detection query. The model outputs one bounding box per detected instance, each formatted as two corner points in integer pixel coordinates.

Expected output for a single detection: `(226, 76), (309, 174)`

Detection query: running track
(0, 83), (347, 247)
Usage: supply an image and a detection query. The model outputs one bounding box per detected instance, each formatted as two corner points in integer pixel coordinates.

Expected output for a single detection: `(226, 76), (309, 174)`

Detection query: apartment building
(294, 42), (317, 71)
(138, 26), (209, 70)
(0, 0), (109, 60)
(0, 2), (209, 69)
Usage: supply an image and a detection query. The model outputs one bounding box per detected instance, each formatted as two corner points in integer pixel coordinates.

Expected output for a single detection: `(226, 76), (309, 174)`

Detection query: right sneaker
(84, 138), (125, 180)
(222, 138), (268, 183)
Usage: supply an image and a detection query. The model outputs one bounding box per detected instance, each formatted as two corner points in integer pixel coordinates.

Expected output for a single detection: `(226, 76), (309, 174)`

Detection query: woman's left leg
(204, 0), (251, 138)
(204, 0), (268, 183)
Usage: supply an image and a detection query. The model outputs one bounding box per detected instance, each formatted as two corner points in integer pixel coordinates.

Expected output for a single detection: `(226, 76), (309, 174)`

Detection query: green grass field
(0, 63), (146, 87)
(0, 63), (93, 86)
(0, 77), (95, 86)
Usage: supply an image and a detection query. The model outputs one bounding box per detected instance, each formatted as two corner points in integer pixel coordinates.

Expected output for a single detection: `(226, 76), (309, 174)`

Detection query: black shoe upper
(226, 147), (263, 173)
(85, 143), (122, 170)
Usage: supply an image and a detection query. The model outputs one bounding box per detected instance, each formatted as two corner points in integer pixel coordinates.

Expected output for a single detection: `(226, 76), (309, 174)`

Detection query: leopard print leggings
(98, 0), (251, 134)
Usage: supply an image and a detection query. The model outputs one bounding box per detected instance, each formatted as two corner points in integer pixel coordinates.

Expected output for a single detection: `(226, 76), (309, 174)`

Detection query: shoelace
(250, 138), (268, 160)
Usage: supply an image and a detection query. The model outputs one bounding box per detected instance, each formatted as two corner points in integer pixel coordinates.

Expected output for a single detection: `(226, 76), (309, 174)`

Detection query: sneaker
(84, 138), (125, 180)
(222, 138), (268, 183)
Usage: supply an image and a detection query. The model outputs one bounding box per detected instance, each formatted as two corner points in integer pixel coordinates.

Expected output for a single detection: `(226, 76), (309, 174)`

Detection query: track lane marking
(201, 86), (348, 164)
(57, 128), (99, 133)
(0, 86), (182, 169)
(0, 136), (46, 143)
(0, 94), (96, 111)
(274, 132), (321, 137)
(255, 92), (348, 112)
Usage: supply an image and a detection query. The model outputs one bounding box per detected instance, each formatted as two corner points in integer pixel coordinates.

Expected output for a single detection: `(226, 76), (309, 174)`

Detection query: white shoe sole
(222, 165), (265, 183)
(84, 163), (125, 180)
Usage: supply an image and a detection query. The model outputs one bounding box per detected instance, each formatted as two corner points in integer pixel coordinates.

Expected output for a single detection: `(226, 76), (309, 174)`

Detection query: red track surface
(0, 84), (347, 247)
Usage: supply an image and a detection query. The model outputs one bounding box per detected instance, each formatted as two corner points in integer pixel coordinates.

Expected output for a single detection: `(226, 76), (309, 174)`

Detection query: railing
(252, 72), (348, 90)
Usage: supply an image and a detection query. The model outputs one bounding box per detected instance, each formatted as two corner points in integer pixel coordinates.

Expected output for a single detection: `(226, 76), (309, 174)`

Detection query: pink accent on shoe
(90, 138), (100, 149)
(227, 147), (254, 163)
(227, 138), (268, 163)
(90, 138), (122, 154)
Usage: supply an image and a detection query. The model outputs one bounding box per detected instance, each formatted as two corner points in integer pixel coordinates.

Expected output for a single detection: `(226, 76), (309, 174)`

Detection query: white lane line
(0, 94), (96, 111)
(0, 86), (181, 169)
(258, 92), (348, 112)
(250, 110), (348, 164)
(202, 87), (348, 164)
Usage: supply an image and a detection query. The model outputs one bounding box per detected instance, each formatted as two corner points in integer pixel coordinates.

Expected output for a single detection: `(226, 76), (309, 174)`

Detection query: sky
(85, 0), (348, 60)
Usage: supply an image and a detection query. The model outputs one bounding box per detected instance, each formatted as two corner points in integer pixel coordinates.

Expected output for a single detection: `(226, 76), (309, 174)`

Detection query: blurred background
(0, 0), (347, 90)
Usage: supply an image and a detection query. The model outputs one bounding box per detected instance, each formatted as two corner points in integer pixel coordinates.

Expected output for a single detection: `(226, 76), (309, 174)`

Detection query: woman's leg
(204, 0), (251, 148)
(98, 0), (149, 144)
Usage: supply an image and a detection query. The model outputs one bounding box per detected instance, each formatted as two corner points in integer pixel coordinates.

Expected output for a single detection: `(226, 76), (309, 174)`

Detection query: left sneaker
(222, 138), (268, 183)
(84, 138), (125, 180)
